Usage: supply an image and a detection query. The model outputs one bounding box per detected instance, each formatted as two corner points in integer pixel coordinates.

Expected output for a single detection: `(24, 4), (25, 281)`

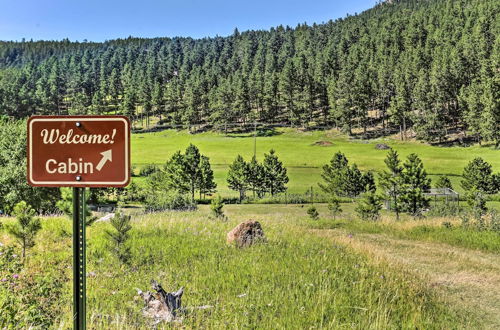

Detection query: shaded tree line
(0, 0), (497, 145)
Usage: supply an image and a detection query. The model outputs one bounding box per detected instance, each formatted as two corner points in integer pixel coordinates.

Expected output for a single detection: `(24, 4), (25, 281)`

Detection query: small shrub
(210, 195), (226, 220)
(145, 191), (196, 211)
(355, 192), (383, 221)
(465, 188), (487, 218)
(6, 202), (41, 260)
(428, 202), (462, 217)
(139, 164), (160, 177)
(441, 221), (453, 229)
(106, 212), (132, 265)
(307, 206), (319, 220)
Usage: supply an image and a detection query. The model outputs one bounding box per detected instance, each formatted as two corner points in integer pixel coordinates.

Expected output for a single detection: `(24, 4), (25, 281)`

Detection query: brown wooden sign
(27, 116), (130, 187)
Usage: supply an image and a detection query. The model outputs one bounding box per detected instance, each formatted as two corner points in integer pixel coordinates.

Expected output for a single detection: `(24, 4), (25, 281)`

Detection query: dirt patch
(312, 140), (333, 146)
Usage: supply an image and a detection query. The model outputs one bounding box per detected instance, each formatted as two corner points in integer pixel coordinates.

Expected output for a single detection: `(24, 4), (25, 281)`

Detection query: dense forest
(0, 0), (498, 144)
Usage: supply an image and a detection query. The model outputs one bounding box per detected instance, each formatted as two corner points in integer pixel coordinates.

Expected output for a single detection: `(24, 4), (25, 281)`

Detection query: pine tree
(399, 153), (431, 216)
(378, 149), (403, 220)
(461, 158), (497, 194)
(247, 156), (266, 198)
(198, 155), (217, 199)
(355, 192), (382, 221)
(6, 201), (41, 260)
(262, 149), (289, 196)
(435, 175), (453, 190)
(227, 155), (249, 202)
(327, 195), (342, 220)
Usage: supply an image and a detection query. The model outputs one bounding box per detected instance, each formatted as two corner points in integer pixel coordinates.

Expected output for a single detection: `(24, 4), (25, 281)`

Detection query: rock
(312, 140), (333, 146)
(375, 143), (390, 150)
(227, 220), (266, 248)
(96, 213), (115, 223)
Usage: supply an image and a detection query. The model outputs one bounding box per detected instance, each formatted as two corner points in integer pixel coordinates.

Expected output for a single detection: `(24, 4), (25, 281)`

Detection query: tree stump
(137, 280), (184, 323)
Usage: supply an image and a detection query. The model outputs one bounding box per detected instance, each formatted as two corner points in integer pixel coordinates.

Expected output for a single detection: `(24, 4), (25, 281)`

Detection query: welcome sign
(27, 116), (130, 187)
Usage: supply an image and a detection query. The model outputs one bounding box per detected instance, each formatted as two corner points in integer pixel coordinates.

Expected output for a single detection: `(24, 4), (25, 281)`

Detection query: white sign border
(29, 117), (130, 186)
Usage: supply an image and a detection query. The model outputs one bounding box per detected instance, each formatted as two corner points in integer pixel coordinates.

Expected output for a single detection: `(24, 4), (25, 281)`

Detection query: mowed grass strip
(131, 128), (500, 195)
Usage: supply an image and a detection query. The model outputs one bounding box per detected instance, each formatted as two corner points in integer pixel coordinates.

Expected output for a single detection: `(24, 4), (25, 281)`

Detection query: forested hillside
(0, 0), (498, 144)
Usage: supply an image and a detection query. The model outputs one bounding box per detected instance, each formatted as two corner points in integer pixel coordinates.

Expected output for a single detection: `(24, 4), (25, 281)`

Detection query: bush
(210, 195), (226, 220)
(145, 191), (196, 211)
(139, 164), (160, 177)
(355, 192), (383, 221)
(307, 206), (319, 220)
(427, 202), (462, 217)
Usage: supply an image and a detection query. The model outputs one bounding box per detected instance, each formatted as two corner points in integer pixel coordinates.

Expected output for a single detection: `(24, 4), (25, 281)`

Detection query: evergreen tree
(319, 152), (372, 198)
(6, 201), (41, 260)
(461, 158), (498, 194)
(435, 175), (453, 190)
(379, 149), (403, 220)
(227, 155), (249, 202)
(398, 153), (431, 216)
(355, 192), (383, 221)
(198, 155), (217, 199)
(262, 149), (289, 196)
(327, 195), (342, 220)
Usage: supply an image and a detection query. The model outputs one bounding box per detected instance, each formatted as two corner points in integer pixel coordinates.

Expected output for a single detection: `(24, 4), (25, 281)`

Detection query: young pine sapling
(6, 201), (41, 261)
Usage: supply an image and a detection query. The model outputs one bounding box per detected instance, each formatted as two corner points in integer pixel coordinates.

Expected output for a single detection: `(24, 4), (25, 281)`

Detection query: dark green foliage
(262, 149), (289, 196)
(319, 152), (373, 198)
(6, 201), (41, 259)
(435, 175), (453, 190)
(0, 120), (60, 214)
(210, 195), (225, 220)
(307, 205), (319, 220)
(160, 144), (216, 202)
(0, 0), (496, 144)
(56, 187), (96, 226)
(227, 155), (249, 202)
(105, 212), (132, 265)
(247, 156), (266, 198)
(461, 158), (498, 194)
(355, 192), (383, 221)
(379, 149), (403, 220)
(198, 155), (217, 199)
(139, 164), (160, 177)
(398, 154), (431, 216)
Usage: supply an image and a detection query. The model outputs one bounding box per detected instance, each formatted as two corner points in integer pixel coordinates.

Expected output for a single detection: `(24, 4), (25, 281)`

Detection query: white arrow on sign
(95, 150), (112, 171)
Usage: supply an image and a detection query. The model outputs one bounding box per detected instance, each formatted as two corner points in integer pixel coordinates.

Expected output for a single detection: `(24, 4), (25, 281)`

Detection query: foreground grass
(131, 128), (500, 195)
(0, 205), (472, 329)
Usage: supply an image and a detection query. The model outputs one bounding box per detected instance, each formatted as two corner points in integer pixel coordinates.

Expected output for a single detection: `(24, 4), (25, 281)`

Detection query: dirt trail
(312, 229), (500, 329)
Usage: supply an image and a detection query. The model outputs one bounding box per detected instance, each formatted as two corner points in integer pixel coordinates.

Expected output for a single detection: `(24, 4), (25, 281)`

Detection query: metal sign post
(72, 187), (86, 330)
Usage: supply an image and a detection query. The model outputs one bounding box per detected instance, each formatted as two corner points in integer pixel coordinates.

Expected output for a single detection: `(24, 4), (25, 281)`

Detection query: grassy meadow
(0, 205), (482, 329)
(131, 128), (500, 196)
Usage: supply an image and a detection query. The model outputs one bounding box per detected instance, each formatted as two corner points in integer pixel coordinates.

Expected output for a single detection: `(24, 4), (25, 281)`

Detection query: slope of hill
(0, 0), (498, 144)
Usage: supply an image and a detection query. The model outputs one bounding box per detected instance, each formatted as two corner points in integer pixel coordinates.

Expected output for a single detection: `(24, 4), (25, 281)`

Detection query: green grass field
(0, 205), (477, 329)
(131, 128), (500, 196)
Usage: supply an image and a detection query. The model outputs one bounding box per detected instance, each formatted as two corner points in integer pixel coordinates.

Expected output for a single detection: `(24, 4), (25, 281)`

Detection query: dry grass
(313, 228), (500, 329)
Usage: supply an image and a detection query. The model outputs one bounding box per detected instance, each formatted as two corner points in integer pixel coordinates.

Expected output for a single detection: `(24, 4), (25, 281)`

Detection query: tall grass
(0, 206), (472, 328)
